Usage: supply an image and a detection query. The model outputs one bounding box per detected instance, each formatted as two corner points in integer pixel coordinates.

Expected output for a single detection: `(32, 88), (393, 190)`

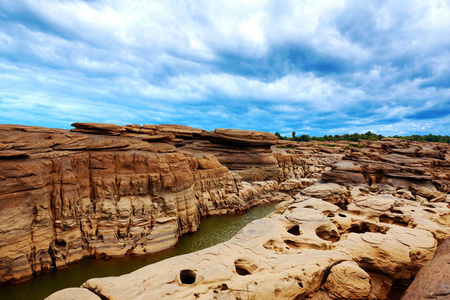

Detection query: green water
(0, 204), (276, 300)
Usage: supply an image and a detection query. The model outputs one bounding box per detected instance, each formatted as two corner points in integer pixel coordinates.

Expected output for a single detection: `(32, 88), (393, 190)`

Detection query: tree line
(275, 131), (450, 144)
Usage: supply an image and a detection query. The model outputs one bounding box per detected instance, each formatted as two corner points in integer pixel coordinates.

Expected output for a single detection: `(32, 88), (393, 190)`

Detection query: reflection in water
(0, 204), (276, 300)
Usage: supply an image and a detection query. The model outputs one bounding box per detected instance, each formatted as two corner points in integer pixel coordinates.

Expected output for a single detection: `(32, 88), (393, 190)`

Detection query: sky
(0, 0), (449, 136)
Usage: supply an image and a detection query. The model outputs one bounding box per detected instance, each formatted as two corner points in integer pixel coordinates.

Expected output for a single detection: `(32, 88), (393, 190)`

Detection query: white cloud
(0, 0), (449, 135)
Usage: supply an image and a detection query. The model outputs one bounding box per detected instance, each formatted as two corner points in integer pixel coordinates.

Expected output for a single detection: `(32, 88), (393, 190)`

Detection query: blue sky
(0, 0), (449, 136)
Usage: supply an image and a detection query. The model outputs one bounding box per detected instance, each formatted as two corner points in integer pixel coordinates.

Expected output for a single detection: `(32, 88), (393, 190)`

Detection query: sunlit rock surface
(0, 124), (283, 283)
(1, 123), (449, 299)
(402, 237), (450, 300)
(50, 181), (447, 299)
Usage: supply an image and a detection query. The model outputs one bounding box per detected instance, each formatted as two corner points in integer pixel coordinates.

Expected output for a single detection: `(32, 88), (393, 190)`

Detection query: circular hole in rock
(234, 259), (256, 276)
(315, 225), (340, 242)
(180, 269), (196, 284)
(235, 266), (251, 276)
(287, 225), (301, 236)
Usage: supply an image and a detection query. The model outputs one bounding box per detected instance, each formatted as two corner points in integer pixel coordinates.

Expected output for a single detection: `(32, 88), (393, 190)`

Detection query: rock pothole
(179, 269), (196, 284)
(234, 259), (257, 276)
(315, 225), (340, 242)
(287, 225), (301, 236)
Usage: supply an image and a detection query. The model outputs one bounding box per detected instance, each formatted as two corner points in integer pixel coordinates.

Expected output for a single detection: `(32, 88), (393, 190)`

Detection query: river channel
(0, 204), (277, 300)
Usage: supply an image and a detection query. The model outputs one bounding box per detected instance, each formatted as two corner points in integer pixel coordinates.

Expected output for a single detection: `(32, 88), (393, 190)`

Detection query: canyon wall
(48, 133), (450, 299)
(0, 124), (282, 284)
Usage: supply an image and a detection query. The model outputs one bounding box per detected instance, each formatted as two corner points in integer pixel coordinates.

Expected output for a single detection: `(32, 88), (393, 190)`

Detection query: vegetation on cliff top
(275, 131), (450, 144)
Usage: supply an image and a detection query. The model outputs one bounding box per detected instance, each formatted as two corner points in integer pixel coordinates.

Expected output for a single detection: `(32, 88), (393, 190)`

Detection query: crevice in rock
(47, 245), (57, 271)
(84, 286), (111, 300)
(283, 239), (301, 249)
(379, 214), (410, 227)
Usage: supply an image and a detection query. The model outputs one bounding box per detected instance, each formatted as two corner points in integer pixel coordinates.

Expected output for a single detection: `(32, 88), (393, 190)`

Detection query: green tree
(300, 134), (311, 141)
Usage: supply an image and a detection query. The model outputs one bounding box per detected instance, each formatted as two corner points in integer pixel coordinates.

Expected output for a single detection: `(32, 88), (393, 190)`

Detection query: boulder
(300, 183), (350, 208)
(323, 261), (371, 299)
(402, 237), (450, 300)
(71, 122), (125, 135)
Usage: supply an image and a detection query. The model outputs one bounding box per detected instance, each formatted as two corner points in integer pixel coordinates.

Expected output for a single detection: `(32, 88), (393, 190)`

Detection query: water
(0, 204), (277, 300)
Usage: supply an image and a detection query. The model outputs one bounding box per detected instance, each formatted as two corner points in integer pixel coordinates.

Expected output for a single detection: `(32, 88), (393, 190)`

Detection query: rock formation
(402, 237), (450, 299)
(47, 181), (448, 299)
(0, 124), (283, 284)
(1, 123), (449, 299)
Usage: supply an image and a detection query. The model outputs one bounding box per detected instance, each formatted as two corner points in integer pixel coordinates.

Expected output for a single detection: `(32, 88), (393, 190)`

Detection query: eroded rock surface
(402, 237), (450, 300)
(0, 124), (283, 284)
(49, 181), (448, 300)
(1, 124), (449, 299)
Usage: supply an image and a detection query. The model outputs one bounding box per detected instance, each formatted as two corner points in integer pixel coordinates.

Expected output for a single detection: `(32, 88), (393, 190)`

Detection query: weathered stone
(402, 237), (450, 300)
(300, 183), (350, 208)
(323, 261), (371, 299)
(0, 125), (282, 283)
(71, 122), (125, 135)
(47, 187), (446, 299)
(1, 124), (449, 299)
(45, 288), (101, 300)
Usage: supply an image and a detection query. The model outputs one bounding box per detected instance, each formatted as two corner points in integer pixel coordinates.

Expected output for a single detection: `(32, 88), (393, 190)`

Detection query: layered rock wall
(0, 125), (281, 284)
(322, 139), (450, 191)
(273, 146), (342, 181)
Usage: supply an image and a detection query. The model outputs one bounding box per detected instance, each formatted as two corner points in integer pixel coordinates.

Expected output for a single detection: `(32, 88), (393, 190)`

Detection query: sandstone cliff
(0, 124), (282, 284)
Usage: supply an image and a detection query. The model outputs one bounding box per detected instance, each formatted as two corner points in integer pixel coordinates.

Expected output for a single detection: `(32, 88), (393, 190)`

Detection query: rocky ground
(0, 123), (449, 299)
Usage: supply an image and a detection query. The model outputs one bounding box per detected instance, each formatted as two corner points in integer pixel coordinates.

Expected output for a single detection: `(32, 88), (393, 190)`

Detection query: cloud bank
(0, 0), (449, 136)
